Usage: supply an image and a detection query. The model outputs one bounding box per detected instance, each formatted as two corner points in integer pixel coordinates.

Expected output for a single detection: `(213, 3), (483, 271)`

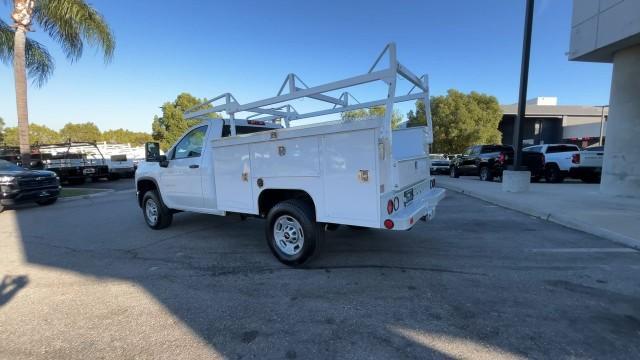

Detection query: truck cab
(137, 119), (280, 212)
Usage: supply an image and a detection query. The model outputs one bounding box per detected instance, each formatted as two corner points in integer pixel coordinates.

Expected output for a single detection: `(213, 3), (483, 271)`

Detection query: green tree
(0, 116), (5, 143)
(59, 122), (101, 142)
(342, 106), (403, 129)
(101, 128), (152, 145)
(1, 0), (115, 166)
(152, 93), (217, 150)
(3, 123), (61, 145)
(407, 89), (503, 154)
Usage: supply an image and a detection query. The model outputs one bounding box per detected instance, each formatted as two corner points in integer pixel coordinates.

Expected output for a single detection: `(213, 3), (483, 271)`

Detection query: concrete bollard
(502, 170), (531, 193)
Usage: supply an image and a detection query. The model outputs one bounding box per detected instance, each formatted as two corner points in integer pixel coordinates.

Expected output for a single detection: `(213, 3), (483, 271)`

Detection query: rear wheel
(450, 166), (459, 178)
(266, 199), (323, 266)
(479, 166), (493, 181)
(142, 190), (173, 229)
(545, 165), (564, 183)
(36, 197), (58, 206)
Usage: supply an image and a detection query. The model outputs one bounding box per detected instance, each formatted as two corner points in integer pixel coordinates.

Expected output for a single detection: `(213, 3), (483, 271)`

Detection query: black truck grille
(18, 177), (57, 189)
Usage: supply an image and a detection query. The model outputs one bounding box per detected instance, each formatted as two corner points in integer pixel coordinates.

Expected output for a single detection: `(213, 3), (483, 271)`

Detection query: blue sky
(0, 0), (613, 132)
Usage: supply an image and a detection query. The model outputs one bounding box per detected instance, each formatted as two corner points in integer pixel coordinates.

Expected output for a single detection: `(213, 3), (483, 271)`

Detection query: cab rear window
(222, 125), (273, 137)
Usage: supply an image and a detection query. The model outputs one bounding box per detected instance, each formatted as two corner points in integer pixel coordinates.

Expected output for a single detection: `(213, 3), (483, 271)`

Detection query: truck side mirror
(145, 142), (161, 162)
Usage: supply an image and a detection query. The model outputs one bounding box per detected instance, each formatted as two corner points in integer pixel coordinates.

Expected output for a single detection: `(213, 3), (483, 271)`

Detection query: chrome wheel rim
(273, 215), (304, 256)
(145, 198), (159, 225)
(480, 168), (488, 180)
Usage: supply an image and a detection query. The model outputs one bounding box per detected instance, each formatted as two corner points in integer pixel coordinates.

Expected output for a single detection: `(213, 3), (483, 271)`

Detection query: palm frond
(0, 19), (13, 64)
(0, 18), (55, 87)
(25, 36), (55, 86)
(34, 0), (115, 63)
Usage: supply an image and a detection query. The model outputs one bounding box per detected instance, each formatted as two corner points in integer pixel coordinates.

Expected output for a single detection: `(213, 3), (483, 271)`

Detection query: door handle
(189, 164), (199, 169)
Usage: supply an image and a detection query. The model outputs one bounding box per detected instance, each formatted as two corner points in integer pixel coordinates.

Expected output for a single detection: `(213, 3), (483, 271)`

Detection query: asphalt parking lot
(1, 191), (639, 359)
(64, 177), (135, 191)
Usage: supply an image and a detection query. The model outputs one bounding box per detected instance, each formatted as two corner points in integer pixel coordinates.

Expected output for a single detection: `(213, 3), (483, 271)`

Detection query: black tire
(265, 199), (323, 266)
(348, 225), (368, 231)
(479, 166), (494, 181)
(545, 165), (564, 183)
(142, 190), (173, 230)
(108, 173), (120, 181)
(36, 197), (58, 206)
(450, 166), (459, 178)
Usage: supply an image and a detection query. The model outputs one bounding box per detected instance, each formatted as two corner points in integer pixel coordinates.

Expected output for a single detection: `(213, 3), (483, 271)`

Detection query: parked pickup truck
(136, 43), (445, 266)
(105, 154), (136, 179)
(522, 144), (581, 183)
(0, 159), (60, 212)
(449, 144), (545, 181)
(569, 145), (603, 183)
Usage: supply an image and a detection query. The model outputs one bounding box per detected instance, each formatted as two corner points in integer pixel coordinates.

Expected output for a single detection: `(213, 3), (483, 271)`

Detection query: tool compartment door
(322, 129), (379, 226)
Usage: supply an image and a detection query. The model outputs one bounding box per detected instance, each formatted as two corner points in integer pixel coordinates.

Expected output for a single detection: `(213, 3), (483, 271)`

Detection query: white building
(569, 0), (640, 197)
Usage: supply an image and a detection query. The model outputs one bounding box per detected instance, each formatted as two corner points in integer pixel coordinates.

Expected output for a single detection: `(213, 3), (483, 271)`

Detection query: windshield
(0, 159), (23, 171)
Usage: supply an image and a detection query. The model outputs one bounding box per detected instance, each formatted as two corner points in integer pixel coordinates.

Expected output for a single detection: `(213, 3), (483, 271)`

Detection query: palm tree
(0, 0), (114, 166)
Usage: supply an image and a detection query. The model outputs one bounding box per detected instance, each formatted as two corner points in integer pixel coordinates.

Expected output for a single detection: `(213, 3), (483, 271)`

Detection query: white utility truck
(136, 43), (445, 265)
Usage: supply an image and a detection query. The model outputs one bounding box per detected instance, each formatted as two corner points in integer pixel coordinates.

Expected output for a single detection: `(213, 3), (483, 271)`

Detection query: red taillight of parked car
(572, 153), (580, 164)
(387, 199), (394, 214)
(384, 219), (394, 229)
(497, 152), (506, 165)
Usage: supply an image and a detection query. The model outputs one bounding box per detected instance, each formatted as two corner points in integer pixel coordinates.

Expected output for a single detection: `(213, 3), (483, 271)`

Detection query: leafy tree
(1, 0), (115, 166)
(3, 123), (61, 145)
(342, 106), (403, 129)
(60, 122), (101, 142)
(101, 128), (152, 145)
(407, 89), (503, 154)
(0, 116), (4, 143)
(152, 93), (218, 150)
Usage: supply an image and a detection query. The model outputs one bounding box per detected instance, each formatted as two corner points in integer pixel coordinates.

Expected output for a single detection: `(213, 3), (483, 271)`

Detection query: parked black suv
(449, 144), (545, 181)
(0, 159), (61, 212)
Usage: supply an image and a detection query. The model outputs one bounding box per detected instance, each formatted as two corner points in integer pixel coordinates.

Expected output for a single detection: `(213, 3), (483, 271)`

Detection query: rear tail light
(384, 219), (394, 229)
(387, 199), (394, 214)
(572, 153), (580, 164)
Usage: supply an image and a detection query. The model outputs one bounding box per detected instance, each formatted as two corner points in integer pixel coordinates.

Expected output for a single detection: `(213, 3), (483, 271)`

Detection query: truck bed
(210, 118), (433, 228)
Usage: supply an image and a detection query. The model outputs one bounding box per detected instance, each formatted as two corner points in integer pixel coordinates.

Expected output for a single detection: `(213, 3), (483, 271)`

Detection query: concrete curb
(440, 182), (640, 250)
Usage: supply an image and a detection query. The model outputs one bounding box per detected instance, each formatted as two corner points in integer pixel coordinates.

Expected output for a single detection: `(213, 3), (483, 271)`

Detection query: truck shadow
(7, 192), (639, 358)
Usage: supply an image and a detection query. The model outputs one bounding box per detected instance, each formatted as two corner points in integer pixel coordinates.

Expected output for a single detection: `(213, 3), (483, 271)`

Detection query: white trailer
(136, 43), (445, 265)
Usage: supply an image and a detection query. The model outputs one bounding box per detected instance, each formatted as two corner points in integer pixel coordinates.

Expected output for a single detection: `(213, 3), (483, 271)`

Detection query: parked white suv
(523, 144), (580, 183)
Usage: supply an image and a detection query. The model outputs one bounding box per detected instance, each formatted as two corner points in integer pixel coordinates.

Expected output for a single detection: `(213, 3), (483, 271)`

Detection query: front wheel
(479, 166), (494, 181)
(142, 190), (173, 229)
(266, 199), (323, 266)
(450, 166), (459, 178)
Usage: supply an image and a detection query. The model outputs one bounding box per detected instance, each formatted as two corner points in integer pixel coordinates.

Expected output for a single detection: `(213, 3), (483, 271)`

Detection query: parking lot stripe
(531, 248), (638, 253)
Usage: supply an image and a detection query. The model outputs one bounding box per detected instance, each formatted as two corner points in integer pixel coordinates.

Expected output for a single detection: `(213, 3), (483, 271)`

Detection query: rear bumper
(1, 186), (60, 206)
(569, 166), (601, 177)
(385, 187), (446, 230)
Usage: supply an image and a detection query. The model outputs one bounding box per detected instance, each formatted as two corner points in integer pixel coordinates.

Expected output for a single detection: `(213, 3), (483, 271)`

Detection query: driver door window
(173, 126), (207, 159)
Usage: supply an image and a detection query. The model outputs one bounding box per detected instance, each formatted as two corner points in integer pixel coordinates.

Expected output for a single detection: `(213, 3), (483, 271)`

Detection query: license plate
(83, 168), (95, 175)
(39, 191), (49, 196)
(404, 188), (414, 205)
